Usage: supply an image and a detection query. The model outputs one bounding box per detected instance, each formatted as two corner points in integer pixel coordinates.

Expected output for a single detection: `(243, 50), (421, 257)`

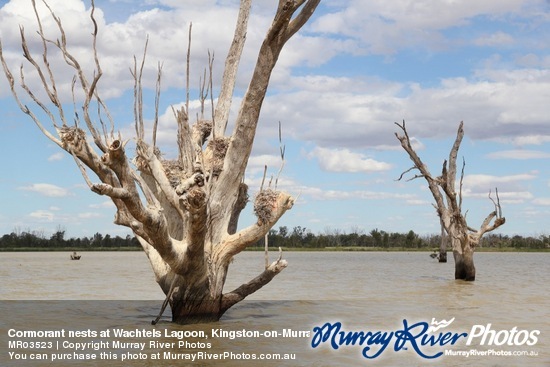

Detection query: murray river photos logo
(310, 318), (540, 360)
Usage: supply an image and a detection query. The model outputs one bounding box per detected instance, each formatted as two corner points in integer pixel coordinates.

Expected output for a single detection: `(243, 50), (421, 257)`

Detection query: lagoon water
(1, 251), (549, 366)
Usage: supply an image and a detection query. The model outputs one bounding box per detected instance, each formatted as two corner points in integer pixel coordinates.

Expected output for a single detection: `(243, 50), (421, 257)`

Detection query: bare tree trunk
(450, 234), (475, 280)
(453, 248), (475, 281)
(1, 0), (320, 323)
(395, 121), (505, 281)
(439, 220), (447, 263)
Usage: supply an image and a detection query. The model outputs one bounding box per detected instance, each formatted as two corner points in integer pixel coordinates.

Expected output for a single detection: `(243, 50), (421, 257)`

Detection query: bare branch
(91, 183), (130, 199)
(208, 51), (215, 133)
(220, 192), (294, 259)
(209, 0), (319, 244)
(132, 37), (149, 141)
(220, 256), (287, 313)
(283, 0), (320, 42)
(458, 157), (465, 211)
(275, 121), (285, 189)
(260, 165), (268, 191)
(31, 0), (63, 118)
(489, 188), (504, 219)
(87, 0), (102, 108)
(71, 152), (94, 188)
(396, 166), (419, 181)
(264, 234), (269, 269)
(395, 120), (445, 213)
(153, 62), (163, 148)
(44, 0), (106, 152)
(214, 0), (251, 136)
(446, 121), (464, 195)
(185, 23), (192, 123)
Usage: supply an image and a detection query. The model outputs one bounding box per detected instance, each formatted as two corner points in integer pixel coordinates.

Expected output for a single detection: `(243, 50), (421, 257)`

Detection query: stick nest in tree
(59, 126), (86, 150)
(194, 119), (213, 145)
(207, 137), (230, 175)
(254, 189), (279, 225)
(161, 159), (187, 188)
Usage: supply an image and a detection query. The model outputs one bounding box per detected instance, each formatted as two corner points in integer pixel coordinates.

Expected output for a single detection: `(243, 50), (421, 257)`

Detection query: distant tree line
(258, 226), (550, 250)
(0, 229), (139, 250)
(1, 226), (549, 250)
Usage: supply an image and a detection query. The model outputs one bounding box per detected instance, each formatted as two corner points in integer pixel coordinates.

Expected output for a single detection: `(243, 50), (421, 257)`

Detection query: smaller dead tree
(395, 121), (505, 281)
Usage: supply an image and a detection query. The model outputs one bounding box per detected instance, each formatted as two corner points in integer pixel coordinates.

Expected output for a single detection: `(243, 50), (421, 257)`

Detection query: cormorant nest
(254, 189), (279, 225)
(206, 137), (230, 175)
(161, 159), (186, 188)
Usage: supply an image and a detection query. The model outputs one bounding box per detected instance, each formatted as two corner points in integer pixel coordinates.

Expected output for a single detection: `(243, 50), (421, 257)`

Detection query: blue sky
(0, 0), (549, 239)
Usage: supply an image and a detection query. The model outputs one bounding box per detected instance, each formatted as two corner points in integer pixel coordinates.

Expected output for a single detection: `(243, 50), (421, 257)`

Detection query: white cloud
(310, 0), (531, 55)
(78, 212), (101, 219)
(504, 135), (550, 146)
(256, 66), (550, 150)
(29, 210), (54, 222)
(48, 152), (65, 161)
(532, 198), (550, 206)
(461, 173), (536, 204)
(486, 150), (550, 160)
(247, 154), (284, 174)
(473, 32), (515, 47)
(464, 173), (537, 187)
(0, 0), (254, 99)
(308, 147), (391, 173)
(89, 201), (115, 209)
(2, 0), (547, 151)
(18, 183), (72, 197)
(406, 199), (431, 206)
(301, 186), (414, 201)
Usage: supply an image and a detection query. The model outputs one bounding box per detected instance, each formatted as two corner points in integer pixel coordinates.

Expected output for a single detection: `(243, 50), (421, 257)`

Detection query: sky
(0, 0), (549, 239)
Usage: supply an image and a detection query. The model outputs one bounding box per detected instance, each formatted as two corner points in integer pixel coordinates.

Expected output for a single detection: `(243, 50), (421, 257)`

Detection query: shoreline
(1, 247), (548, 252)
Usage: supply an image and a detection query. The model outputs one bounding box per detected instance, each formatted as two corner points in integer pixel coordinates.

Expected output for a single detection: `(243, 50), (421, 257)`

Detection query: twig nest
(161, 159), (186, 188)
(206, 137), (230, 175)
(254, 189), (279, 225)
(194, 119), (213, 143)
(59, 126), (86, 150)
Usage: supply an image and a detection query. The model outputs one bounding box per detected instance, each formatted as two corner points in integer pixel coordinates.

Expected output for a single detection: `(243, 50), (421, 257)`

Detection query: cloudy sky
(0, 0), (549, 239)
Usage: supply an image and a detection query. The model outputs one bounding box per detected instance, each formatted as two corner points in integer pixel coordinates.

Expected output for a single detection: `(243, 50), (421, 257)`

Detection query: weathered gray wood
(1, 0), (320, 323)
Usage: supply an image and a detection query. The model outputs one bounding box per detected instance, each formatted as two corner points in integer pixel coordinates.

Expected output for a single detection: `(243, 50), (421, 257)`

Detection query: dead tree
(0, 0), (320, 323)
(395, 121), (505, 281)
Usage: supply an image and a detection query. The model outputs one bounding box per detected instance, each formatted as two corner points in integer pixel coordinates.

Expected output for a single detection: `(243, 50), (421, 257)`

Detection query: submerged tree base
(453, 250), (476, 281)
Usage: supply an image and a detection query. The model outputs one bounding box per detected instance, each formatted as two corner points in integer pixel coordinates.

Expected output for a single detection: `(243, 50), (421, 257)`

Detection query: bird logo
(427, 317), (455, 333)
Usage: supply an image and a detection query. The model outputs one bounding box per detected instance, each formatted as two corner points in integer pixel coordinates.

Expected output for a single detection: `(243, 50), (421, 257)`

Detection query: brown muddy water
(1, 251), (549, 366)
